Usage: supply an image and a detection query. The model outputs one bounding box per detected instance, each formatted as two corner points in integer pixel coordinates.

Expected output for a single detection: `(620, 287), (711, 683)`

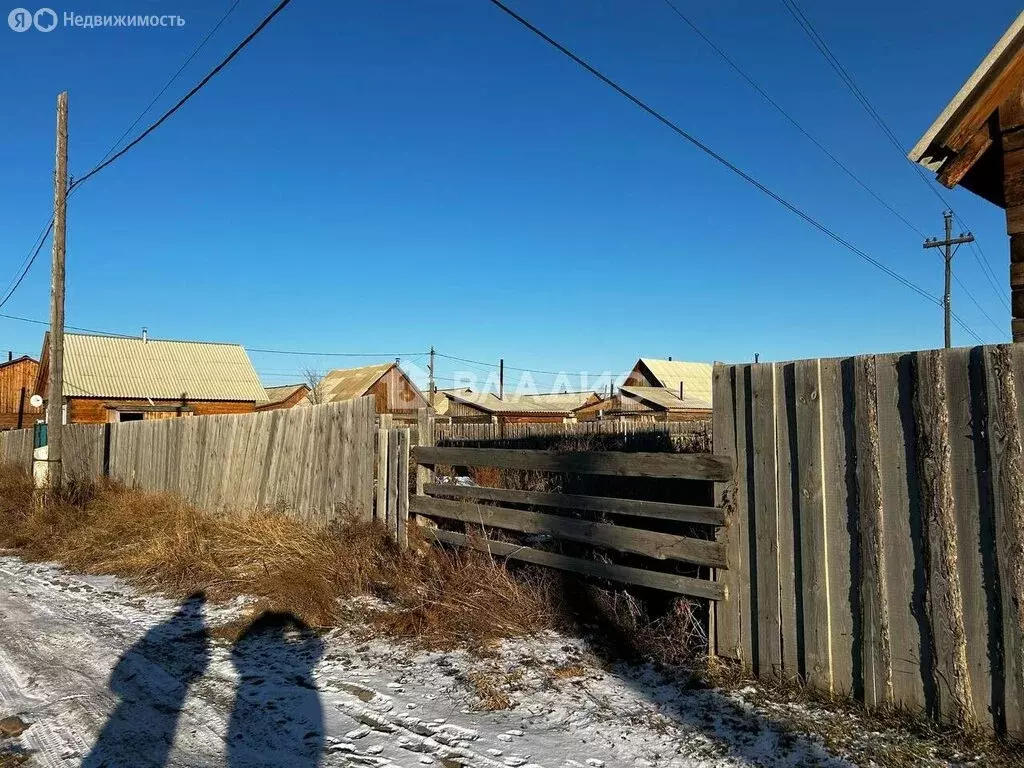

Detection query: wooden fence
(713, 345), (1024, 737)
(435, 419), (712, 451)
(0, 428), (33, 472)
(408, 445), (733, 599)
(4, 398), (376, 522)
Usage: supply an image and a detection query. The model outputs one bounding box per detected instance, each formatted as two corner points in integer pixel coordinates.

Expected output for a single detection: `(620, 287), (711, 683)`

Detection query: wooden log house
(909, 11), (1024, 340)
(0, 354), (42, 430)
(36, 332), (268, 424)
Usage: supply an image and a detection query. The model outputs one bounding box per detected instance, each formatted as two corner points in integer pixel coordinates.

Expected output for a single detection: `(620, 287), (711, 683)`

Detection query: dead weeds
(0, 465), (554, 649)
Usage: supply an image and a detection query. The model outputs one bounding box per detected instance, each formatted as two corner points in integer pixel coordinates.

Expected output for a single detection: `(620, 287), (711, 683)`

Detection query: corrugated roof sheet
(263, 384), (308, 407)
(619, 385), (711, 411)
(319, 363), (394, 402)
(523, 392), (600, 411)
(448, 391), (595, 415)
(59, 333), (267, 402)
(638, 359), (713, 404)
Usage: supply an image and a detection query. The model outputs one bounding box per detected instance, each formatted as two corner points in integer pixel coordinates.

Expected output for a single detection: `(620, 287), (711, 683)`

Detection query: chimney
(142, 327), (148, 343)
(679, 382), (684, 400)
(668, 356), (672, 361)
(7, 351), (11, 362)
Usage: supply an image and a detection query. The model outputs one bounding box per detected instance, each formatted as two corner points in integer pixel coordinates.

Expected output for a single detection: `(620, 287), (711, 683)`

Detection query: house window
(118, 412), (145, 422)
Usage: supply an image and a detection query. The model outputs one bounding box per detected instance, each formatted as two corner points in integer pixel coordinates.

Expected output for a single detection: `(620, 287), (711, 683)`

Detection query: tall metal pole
(924, 210), (974, 349)
(46, 91), (68, 488)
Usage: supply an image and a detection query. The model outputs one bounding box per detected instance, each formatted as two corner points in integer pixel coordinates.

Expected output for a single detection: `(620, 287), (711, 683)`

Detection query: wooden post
(1001, 84), (1024, 342)
(46, 91), (68, 487)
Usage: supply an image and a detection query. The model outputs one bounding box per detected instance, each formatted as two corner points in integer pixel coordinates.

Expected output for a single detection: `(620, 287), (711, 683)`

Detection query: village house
(574, 357), (713, 422)
(35, 332), (268, 424)
(309, 362), (429, 420)
(0, 353), (43, 431)
(441, 390), (601, 425)
(255, 383), (312, 412)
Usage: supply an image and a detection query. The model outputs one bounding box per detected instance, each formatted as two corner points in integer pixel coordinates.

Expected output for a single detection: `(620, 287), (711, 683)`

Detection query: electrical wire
(778, 0), (1010, 314)
(487, 0), (985, 343)
(70, 0), (292, 192)
(0, 0), (292, 312)
(657, 0), (927, 240)
(93, 0), (243, 169)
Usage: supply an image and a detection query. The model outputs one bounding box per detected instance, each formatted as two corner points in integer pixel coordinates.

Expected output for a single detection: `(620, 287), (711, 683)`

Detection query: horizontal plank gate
(405, 445), (734, 601)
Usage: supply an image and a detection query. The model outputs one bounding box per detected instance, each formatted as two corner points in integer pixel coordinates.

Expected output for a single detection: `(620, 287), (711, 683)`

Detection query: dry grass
(0, 465), (555, 649)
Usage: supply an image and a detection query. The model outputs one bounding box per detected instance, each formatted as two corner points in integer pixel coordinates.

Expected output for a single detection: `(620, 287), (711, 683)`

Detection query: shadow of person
(227, 612), (325, 768)
(81, 592), (210, 768)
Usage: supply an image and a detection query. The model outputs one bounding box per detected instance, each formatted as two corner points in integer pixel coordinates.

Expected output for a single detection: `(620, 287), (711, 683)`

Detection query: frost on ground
(0, 555), (980, 768)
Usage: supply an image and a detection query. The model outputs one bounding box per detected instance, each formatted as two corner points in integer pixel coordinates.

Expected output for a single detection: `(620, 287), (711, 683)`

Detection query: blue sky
(0, 0), (1020, 392)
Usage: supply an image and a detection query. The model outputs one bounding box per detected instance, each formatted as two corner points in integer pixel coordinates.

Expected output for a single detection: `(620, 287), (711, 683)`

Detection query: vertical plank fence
(715, 344), (1024, 737)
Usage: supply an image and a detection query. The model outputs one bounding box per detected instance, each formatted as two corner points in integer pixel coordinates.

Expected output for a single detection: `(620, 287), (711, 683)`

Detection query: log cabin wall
(0, 358), (42, 430)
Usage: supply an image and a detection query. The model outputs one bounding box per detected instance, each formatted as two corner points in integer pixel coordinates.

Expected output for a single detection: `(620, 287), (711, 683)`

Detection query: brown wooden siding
(367, 366), (430, 415)
(67, 397), (256, 425)
(0, 358), (42, 430)
(255, 387), (310, 412)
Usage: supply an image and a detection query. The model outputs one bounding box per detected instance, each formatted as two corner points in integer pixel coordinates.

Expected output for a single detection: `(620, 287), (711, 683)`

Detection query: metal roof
(54, 333), (267, 402)
(318, 363), (394, 402)
(620, 385), (711, 411)
(262, 384), (309, 407)
(523, 392), (601, 411)
(637, 359), (713, 404)
(910, 11), (1024, 170)
(447, 391), (578, 415)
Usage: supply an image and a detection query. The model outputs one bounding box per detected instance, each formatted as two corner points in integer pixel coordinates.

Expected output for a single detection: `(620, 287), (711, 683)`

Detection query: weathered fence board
(414, 446), (732, 481)
(423, 483), (725, 526)
(410, 495), (727, 567)
(428, 529), (726, 601)
(0, 427), (33, 472)
(435, 418), (712, 451)
(42, 398), (375, 523)
(715, 344), (1024, 738)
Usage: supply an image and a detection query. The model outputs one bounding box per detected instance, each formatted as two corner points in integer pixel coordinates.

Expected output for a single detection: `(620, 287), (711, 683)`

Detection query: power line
(70, 0), (292, 192)
(951, 271), (1003, 337)
(93, 0), (243, 170)
(657, 0), (927, 240)
(248, 348), (428, 358)
(0, 0), (291, 312)
(486, 0), (984, 342)
(777, 0), (1010, 314)
(0, 219), (53, 311)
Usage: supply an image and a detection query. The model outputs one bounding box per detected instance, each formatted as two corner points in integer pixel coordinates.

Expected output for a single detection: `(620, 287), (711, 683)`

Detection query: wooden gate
(407, 446), (734, 600)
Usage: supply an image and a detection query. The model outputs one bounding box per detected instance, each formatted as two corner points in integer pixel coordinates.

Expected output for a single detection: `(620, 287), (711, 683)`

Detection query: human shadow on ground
(227, 612), (326, 768)
(80, 592), (211, 768)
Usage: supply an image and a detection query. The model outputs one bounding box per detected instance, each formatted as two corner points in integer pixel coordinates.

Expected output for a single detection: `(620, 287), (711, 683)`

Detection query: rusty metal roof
(55, 333), (267, 402)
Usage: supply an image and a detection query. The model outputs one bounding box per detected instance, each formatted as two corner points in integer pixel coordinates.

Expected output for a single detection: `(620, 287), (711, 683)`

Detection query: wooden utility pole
(499, 358), (504, 400)
(427, 346), (436, 402)
(924, 210), (974, 349)
(46, 91), (68, 487)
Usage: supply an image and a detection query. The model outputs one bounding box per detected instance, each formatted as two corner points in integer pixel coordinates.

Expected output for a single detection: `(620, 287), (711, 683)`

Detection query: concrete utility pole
(924, 210), (975, 349)
(46, 92), (68, 488)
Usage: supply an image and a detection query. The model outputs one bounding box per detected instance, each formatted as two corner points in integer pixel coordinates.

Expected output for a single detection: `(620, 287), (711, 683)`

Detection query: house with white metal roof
(36, 332), (268, 424)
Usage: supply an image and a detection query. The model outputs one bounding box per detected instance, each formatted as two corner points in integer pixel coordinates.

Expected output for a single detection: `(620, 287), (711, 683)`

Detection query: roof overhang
(909, 11), (1024, 206)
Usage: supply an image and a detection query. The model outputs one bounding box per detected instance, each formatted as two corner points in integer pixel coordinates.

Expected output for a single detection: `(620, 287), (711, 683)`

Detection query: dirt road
(0, 555), (855, 767)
